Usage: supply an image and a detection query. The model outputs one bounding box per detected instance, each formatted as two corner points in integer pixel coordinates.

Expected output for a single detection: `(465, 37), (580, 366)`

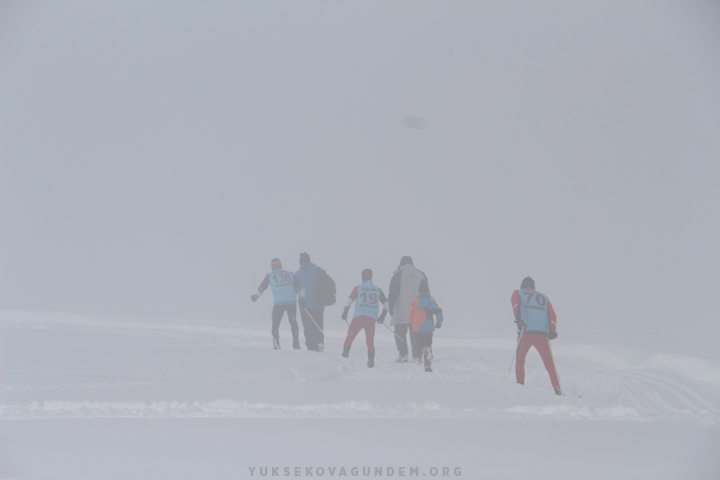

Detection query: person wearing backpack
(251, 258), (306, 350)
(295, 252), (333, 352)
(341, 269), (389, 368)
(511, 276), (561, 395)
(408, 280), (443, 372)
(388, 256), (427, 363)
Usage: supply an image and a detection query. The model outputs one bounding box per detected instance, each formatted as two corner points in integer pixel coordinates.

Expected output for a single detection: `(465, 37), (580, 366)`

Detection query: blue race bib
(353, 283), (381, 319)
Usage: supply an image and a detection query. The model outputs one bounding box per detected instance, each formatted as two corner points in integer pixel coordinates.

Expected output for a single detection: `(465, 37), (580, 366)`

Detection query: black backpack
(314, 267), (336, 306)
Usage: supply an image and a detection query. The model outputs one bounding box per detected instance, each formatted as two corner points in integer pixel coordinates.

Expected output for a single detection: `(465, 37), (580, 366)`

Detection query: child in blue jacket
(407, 280), (443, 372)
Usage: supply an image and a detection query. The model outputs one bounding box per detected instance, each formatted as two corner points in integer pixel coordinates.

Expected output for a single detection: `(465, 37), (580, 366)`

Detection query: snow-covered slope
(2, 311), (719, 479)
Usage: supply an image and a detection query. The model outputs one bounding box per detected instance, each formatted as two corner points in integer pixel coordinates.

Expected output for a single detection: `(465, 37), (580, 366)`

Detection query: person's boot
(317, 343), (324, 353)
(424, 347), (434, 363)
(423, 347), (433, 372)
(292, 334), (301, 350)
(395, 352), (408, 363)
(342, 345), (350, 358)
(367, 351), (375, 368)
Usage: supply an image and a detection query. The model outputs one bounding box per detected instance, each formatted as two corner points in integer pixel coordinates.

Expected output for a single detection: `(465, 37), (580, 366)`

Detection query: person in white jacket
(387, 256), (427, 363)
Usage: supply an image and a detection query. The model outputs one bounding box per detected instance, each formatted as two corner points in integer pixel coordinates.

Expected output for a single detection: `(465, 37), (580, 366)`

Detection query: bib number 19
(360, 292), (377, 304)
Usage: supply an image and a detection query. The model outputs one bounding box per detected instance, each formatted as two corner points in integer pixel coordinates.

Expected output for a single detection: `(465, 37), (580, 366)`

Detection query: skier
(408, 280), (443, 372)
(388, 256), (427, 363)
(251, 258), (306, 350)
(295, 252), (327, 352)
(341, 269), (389, 368)
(511, 276), (561, 395)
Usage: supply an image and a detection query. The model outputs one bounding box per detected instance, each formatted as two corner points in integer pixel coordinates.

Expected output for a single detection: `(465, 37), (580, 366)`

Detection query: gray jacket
(388, 264), (427, 326)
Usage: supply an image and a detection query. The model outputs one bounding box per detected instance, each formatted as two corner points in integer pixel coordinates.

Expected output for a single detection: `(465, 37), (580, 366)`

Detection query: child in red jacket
(408, 281), (443, 372)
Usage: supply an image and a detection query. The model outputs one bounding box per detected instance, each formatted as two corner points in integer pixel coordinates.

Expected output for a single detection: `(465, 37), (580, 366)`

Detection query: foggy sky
(2, 1), (719, 354)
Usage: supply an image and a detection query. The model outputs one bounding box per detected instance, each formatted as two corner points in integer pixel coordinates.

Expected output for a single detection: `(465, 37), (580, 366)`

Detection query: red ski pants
(516, 333), (560, 390)
(343, 315), (376, 354)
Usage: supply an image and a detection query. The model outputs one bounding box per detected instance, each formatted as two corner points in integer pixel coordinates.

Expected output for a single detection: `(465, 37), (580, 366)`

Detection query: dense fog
(2, 1), (719, 354)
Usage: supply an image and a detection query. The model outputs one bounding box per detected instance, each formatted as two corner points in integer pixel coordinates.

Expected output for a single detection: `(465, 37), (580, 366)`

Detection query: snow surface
(1, 311), (719, 479)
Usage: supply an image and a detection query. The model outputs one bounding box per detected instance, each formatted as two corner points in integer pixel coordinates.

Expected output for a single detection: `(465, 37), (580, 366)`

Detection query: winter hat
(521, 276), (535, 289)
(362, 268), (373, 281)
(271, 258), (282, 269)
(398, 256), (414, 267)
(299, 252), (311, 265)
(418, 280), (430, 296)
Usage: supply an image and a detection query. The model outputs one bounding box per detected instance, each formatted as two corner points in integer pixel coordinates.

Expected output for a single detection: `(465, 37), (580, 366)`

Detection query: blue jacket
(295, 262), (322, 309)
(409, 296), (443, 333)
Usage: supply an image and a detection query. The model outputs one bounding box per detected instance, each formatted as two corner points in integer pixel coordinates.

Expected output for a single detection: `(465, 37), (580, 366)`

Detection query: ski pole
(506, 326), (525, 377)
(381, 321), (407, 344)
(302, 307), (324, 335)
(548, 338), (562, 392)
(256, 302), (280, 350)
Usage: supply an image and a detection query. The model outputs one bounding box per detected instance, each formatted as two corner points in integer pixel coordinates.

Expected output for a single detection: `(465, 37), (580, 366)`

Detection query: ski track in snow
(2, 311), (719, 425)
(0, 399), (663, 421)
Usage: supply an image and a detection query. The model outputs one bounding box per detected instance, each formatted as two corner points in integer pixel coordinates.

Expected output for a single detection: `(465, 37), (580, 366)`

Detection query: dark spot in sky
(403, 116), (426, 130)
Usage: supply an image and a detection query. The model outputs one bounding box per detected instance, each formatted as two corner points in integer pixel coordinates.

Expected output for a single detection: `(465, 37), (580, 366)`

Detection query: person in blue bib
(510, 276), (561, 395)
(341, 269), (389, 368)
(251, 258), (306, 350)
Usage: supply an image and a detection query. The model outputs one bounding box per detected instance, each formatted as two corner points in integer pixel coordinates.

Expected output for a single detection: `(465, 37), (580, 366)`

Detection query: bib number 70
(523, 292), (547, 306)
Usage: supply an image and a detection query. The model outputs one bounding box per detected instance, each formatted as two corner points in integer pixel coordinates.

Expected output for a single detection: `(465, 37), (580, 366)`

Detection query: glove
(548, 331), (558, 340)
(515, 319), (526, 330)
(377, 313), (386, 324)
(251, 294), (258, 302)
(341, 312), (348, 321)
(298, 298), (307, 308)
(435, 322), (442, 329)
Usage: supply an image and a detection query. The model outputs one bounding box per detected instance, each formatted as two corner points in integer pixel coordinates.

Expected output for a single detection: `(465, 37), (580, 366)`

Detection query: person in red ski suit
(511, 276), (561, 395)
(341, 269), (389, 368)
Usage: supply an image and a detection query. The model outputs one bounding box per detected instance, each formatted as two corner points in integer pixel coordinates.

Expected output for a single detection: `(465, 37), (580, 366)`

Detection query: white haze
(2, 311), (719, 479)
(2, 1), (720, 355)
